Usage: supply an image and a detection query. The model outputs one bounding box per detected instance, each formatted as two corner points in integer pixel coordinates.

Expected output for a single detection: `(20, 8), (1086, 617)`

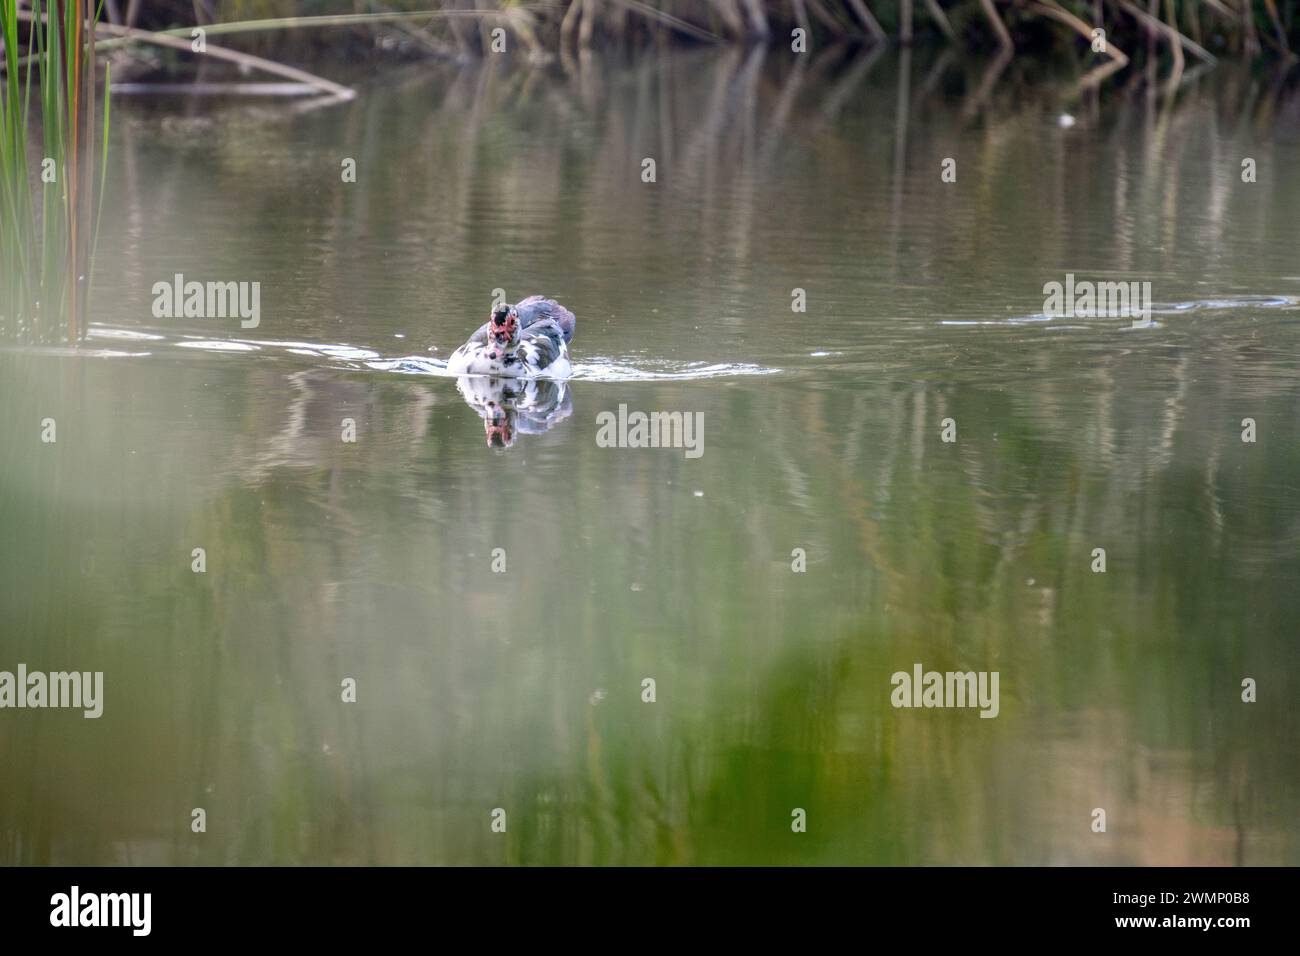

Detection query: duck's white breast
(447, 344), (521, 377)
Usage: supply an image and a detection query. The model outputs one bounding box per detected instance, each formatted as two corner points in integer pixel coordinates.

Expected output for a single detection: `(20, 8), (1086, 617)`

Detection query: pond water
(2, 47), (1299, 865)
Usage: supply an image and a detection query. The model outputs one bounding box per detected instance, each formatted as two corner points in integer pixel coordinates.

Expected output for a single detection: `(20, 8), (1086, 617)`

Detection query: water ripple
(955, 294), (1300, 327)
(73, 325), (784, 382)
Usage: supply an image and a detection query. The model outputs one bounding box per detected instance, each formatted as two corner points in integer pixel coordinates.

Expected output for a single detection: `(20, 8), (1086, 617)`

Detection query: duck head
(486, 304), (521, 359)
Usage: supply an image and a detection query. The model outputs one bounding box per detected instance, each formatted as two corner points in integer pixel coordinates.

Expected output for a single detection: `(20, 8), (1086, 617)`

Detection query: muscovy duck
(447, 295), (576, 378)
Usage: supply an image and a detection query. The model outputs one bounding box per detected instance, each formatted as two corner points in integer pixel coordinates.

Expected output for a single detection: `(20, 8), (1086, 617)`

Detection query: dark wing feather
(514, 295), (576, 343)
(518, 318), (568, 370)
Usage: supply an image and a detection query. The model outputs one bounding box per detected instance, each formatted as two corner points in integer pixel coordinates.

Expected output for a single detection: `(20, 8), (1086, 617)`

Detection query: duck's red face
(490, 306), (520, 351)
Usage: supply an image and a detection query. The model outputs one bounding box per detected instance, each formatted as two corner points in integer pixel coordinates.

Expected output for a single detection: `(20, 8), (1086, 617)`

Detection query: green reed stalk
(0, 0), (109, 342)
(0, 2), (33, 323)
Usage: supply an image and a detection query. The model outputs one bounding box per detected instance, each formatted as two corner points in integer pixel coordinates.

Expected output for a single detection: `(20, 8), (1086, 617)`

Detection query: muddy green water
(2, 48), (1299, 865)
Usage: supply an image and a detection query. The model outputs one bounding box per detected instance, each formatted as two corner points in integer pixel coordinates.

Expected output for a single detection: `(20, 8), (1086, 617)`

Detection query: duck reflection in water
(456, 374), (573, 448)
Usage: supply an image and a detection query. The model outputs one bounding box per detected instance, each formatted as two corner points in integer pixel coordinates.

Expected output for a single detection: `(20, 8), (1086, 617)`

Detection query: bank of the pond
(102, 1), (1300, 70)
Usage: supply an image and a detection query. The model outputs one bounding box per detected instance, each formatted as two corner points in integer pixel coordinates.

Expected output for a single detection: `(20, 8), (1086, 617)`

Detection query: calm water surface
(2, 48), (1299, 864)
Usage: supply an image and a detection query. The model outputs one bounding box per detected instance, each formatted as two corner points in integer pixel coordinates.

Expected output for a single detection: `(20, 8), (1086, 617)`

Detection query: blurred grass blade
(0, 0), (108, 343)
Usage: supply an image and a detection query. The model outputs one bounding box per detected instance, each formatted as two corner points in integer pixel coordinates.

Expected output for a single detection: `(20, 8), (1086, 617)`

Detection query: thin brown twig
(12, 10), (355, 97)
(1262, 0), (1296, 59)
(978, 0), (1014, 50)
(843, 0), (887, 42)
(922, 0), (957, 42)
(1031, 0), (1129, 66)
(1115, 0), (1216, 63)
